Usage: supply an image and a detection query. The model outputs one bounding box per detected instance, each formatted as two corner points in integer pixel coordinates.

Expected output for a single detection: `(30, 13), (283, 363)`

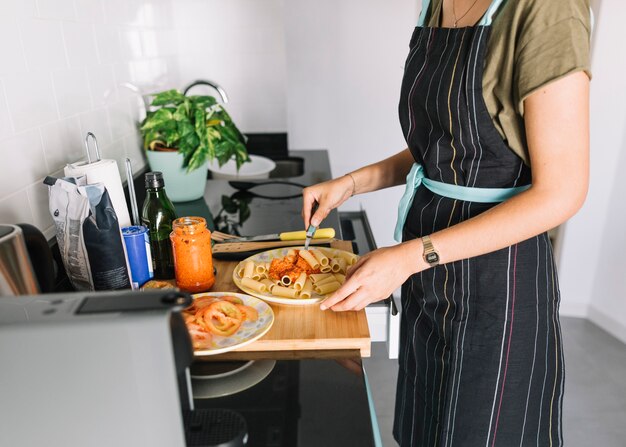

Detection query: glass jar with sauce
(170, 216), (215, 293)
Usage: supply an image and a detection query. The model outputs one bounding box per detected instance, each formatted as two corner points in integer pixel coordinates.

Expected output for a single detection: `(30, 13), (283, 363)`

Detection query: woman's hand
(302, 175), (354, 228)
(320, 241), (426, 311)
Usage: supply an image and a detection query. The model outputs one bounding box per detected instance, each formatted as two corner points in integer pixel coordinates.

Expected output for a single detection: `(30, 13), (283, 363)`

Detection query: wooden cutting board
(204, 240), (371, 359)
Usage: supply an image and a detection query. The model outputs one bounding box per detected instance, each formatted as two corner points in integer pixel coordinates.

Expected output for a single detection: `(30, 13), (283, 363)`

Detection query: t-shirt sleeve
(514, 2), (591, 115)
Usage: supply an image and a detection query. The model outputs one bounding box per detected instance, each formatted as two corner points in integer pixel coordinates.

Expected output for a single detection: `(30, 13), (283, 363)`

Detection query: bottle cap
(145, 172), (165, 189)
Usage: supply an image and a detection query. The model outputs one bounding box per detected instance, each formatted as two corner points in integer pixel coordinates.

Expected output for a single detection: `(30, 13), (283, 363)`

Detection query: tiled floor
(363, 317), (626, 447)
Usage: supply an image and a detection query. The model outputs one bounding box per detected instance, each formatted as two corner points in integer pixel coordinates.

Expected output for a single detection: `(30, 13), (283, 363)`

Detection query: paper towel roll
(65, 159), (131, 228)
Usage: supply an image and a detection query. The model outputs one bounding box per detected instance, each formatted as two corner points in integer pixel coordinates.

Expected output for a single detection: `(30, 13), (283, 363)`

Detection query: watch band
(421, 235), (440, 266)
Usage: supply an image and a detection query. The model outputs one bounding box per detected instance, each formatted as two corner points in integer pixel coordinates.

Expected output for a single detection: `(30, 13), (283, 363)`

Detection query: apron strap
(394, 163), (530, 242)
(478, 0), (507, 26)
(417, 0), (432, 27)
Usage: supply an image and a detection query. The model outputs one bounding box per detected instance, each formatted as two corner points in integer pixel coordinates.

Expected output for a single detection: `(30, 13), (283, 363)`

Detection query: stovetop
(190, 358), (376, 447)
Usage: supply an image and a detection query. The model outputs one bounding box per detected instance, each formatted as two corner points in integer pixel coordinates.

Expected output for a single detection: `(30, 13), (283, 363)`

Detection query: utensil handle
(125, 158), (139, 226)
(279, 228), (336, 241)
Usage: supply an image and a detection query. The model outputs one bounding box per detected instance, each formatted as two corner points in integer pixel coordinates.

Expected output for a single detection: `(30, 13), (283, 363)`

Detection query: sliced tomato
(189, 328), (212, 349)
(220, 295), (244, 305)
(188, 296), (221, 312)
(235, 304), (258, 322)
(200, 301), (243, 336)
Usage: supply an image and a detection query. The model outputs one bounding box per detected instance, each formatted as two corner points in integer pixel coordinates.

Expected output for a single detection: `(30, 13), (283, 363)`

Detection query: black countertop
(150, 150), (341, 240)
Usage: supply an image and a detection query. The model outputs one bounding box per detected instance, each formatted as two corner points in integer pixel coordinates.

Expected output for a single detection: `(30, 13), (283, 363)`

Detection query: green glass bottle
(141, 172), (177, 279)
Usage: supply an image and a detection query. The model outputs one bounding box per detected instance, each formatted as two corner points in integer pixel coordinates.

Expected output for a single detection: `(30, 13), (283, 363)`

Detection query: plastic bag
(45, 176), (131, 291)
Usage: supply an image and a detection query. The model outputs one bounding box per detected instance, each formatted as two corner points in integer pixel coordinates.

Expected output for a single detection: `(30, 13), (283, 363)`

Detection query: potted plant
(140, 89), (249, 202)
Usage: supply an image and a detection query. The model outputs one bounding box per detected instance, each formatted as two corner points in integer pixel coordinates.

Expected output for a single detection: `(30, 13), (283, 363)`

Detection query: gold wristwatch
(421, 235), (440, 267)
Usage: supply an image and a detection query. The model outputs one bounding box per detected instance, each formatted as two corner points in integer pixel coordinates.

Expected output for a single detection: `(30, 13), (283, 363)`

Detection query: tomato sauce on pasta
(268, 251), (320, 283)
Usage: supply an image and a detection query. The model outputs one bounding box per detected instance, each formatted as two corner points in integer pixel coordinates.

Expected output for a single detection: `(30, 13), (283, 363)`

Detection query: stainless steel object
(125, 158), (140, 226)
(183, 79), (229, 103)
(0, 224), (39, 295)
(84, 131), (101, 164)
(303, 224), (316, 251)
(0, 290), (195, 447)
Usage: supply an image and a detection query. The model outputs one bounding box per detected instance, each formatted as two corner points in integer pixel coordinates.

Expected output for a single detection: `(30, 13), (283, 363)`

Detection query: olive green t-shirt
(427, 0), (591, 165)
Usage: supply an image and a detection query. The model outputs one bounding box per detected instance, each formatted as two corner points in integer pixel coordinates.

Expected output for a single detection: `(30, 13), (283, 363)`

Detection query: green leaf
(140, 108), (174, 131)
(191, 95), (218, 110)
(142, 89), (249, 172)
(151, 89), (185, 106)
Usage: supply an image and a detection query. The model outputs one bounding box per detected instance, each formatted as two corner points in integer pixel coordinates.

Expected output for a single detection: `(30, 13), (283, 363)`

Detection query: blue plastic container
(122, 226), (154, 288)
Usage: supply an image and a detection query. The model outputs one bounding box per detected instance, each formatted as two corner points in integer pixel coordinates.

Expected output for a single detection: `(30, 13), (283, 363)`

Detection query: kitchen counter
(45, 149), (379, 446)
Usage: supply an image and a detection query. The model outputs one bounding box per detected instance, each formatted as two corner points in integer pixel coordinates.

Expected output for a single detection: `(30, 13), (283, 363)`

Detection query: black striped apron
(392, 0), (565, 446)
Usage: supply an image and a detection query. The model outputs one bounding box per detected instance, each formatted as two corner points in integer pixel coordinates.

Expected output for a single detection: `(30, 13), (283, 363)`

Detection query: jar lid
(145, 171), (165, 189)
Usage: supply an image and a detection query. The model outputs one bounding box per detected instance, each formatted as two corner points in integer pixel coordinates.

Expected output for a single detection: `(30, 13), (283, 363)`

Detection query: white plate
(232, 246), (356, 306)
(188, 292), (274, 356)
(191, 360), (276, 399)
(208, 154), (276, 179)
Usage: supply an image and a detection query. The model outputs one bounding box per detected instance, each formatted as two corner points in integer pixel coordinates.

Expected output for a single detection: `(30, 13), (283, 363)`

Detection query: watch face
(425, 252), (439, 264)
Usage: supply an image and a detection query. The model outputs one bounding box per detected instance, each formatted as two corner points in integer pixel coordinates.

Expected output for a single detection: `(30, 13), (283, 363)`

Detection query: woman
(301, 0), (591, 445)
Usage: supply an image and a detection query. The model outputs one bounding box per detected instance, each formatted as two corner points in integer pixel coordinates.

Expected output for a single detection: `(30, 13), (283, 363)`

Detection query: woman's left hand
(320, 242), (424, 311)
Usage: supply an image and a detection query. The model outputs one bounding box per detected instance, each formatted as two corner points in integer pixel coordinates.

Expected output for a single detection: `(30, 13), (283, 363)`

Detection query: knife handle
(279, 228), (336, 241)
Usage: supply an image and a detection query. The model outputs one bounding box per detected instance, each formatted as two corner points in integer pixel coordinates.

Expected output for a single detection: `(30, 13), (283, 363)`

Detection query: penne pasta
(315, 275), (339, 287)
(298, 250), (320, 269)
(281, 275), (292, 286)
(272, 285), (299, 299)
(243, 260), (255, 278)
(293, 272), (307, 291)
(241, 277), (267, 293)
(330, 257), (347, 273)
(251, 272), (262, 281)
(335, 250), (358, 266)
(320, 265), (332, 273)
(300, 278), (313, 299)
(236, 265), (245, 278)
(261, 278), (276, 291)
(255, 263), (266, 274)
(310, 249), (329, 266)
(315, 280), (342, 295)
(333, 273), (346, 283)
(309, 273), (333, 283)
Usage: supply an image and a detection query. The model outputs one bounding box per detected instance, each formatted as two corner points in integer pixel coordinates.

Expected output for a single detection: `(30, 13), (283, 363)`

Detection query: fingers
(310, 206), (330, 227)
(301, 188), (316, 228)
(320, 276), (360, 310)
(345, 256), (368, 280)
(330, 287), (370, 312)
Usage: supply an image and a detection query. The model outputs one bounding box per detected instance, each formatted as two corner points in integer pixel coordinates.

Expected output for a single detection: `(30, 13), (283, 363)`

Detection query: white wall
(173, 0), (288, 133)
(284, 0), (419, 249)
(0, 0), (180, 239)
(557, 0), (626, 342)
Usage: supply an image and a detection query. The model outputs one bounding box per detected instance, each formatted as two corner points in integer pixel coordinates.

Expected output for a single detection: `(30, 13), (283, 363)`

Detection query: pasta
(314, 280), (342, 295)
(241, 277), (267, 293)
(298, 250), (320, 269)
(300, 278), (313, 299)
(237, 248), (357, 300)
(310, 249), (329, 266)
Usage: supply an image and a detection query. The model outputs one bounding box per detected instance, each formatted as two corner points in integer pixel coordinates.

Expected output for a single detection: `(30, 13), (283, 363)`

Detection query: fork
(211, 231), (241, 242)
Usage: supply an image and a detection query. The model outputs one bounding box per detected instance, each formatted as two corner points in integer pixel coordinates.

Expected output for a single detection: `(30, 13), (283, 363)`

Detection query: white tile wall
(0, 0), (180, 239)
(173, 0), (288, 133)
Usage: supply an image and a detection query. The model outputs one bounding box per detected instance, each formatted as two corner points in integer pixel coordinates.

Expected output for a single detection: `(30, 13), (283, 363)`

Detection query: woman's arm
(322, 71), (589, 311)
(303, 148), (414, 228)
